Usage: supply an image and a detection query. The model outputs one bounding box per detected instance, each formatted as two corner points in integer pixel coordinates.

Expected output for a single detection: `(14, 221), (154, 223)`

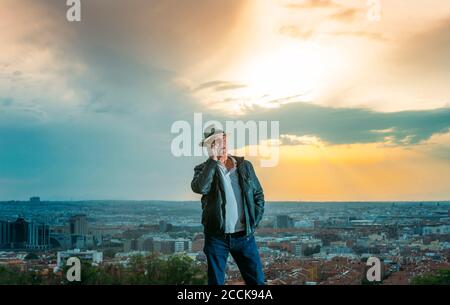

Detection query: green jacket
(191, 156), (265, 237)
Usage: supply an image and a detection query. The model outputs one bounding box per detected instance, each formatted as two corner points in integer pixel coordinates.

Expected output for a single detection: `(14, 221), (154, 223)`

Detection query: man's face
(210, 133), (227, 157)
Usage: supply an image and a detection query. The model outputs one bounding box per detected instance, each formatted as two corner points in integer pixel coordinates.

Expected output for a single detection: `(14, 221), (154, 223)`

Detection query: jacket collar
(229, 155), (245, 168)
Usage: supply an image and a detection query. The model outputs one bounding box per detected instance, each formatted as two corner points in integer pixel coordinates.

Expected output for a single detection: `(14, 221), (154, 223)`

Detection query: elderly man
(191, 125), (266, 285)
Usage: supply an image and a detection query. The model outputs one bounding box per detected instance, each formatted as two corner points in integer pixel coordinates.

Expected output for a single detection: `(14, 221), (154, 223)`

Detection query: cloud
(258, 135), (450, 201)
(194, 80), (247, 92)
(391, 17), (450, 78)
(328, 8), (361, 22)
(280, 134), (323, 146)
(330, 31), (387, 41)
(278, 4), (381, 41)
(0, 0), (248, 118)
(369, 128), (396, 134)
(279, 26), (315, 40)
(64, 0), (247, 71)
(1, 0), (450, 200)
(0, 0), (225, 199)
(284, 0), (340, 10)
(232, 102), (450, 146)
(279, 25), (386, 42)
(330, 16), (450, 112)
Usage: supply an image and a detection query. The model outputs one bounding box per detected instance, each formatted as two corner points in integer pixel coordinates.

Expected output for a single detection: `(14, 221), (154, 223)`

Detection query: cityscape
(1, 198), (449, 285)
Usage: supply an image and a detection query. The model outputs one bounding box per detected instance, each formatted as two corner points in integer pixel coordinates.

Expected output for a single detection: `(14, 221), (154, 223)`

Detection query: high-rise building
(159, 220), (167, 232)
(0, 220), (12, 247)
(274, 215), (294, 229)
(27, 222), (50, 250)
(123, 239), (139, 253)
(294, 239), (322, 257)
(69, 214), (88, 235)
(1, 217), (50, 250)
(159, 220), (173, 232)
(12, 217), (28, 248)
(175, 238), (192, 253)
(137, 235), (153, 251)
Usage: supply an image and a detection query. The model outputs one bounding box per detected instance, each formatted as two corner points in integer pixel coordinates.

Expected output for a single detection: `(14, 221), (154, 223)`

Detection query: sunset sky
(1, 0), (450, 201)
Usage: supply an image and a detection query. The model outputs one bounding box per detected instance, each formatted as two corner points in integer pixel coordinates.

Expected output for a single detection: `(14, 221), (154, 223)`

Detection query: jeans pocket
(238, 233), (253, 243)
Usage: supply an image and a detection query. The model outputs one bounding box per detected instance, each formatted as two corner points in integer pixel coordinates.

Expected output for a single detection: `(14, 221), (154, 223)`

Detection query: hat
(199, 125), (224, 147)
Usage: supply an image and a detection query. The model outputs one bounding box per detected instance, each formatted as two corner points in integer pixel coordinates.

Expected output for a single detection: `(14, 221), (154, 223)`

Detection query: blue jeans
(203, 232), (266, 285)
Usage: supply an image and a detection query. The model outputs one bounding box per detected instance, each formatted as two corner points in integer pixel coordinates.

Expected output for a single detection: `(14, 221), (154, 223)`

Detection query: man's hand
(207, 141), (219, 161)
(205, 134), (225, 162)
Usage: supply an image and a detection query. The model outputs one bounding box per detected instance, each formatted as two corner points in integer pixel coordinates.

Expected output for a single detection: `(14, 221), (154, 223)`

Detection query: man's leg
(203, 234), (230, 285)
(230, 234), (265, 285)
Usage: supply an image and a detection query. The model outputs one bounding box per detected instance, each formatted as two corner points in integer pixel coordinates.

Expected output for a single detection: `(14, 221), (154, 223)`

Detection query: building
(324, 241), (354, 257)
(123, 239), (139, 253)
(151, 237), (192, 254)
(174, 238), (192, 253)
(12, 217), (28, 246)
(1, 217), (50, 250)
(27, 222), (50, 250)
(57, 249), (103, 267)
(159, 220), (173, 232)
(0, 217), (28, 249)
(294, 239), (323, 257)
(50, 233), (72, 249)
(137, 235), (153, 251)
(274, 215), (294, 229)
(0, 220), (12, 247)
(69, 214), (88, 235)
(29, 197), (40, 203)
(71, 234), (95, 249)
(422, 225), (450, 235)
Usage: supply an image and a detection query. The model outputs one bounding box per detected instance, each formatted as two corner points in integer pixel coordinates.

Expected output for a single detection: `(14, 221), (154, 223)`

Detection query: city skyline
(1, 0), (450, 201)
(1, 199), (449, 285)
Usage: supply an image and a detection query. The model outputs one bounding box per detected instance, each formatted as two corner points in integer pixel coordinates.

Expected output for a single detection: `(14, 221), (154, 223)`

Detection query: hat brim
(199, 132), (224, 147)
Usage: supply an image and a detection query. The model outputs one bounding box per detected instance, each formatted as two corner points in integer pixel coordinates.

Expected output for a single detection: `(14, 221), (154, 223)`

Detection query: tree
(0, 266), (43, 285)
(0, 253), (207, 285)
(24, 253), (39, 260)
(411, 269), (450, 285)
(164, 254), (206, 285)
(127, 253), (206, 284)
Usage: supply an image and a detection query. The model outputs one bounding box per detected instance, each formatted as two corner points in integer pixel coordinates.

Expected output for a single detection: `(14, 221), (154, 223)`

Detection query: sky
(0, 0), (450, 201)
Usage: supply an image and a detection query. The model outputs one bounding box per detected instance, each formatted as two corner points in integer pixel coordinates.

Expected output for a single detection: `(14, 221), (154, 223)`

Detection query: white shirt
(217, 156), (246, 233)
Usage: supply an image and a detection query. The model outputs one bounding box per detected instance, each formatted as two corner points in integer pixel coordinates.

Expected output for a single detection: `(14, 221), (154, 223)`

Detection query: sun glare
(238, 40), (339, 106)
(195, 39), (344, 113)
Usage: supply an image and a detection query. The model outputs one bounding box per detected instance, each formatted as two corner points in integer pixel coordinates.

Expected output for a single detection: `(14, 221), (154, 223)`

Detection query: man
(191, 125), (266, 285)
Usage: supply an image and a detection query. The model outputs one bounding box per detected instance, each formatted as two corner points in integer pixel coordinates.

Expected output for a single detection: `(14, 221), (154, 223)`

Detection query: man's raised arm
(191, 158), (219, 195)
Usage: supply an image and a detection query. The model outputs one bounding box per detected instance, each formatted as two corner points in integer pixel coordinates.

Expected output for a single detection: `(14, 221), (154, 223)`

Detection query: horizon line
(1, 199), (450, 204)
